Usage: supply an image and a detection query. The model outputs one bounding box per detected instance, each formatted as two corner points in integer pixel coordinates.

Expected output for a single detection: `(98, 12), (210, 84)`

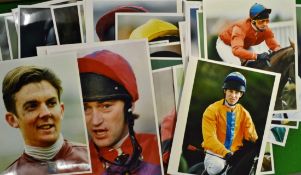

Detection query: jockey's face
(224, 89), (243, 106)
(84, 99), (129, 148)
(255, 18), (269, 31)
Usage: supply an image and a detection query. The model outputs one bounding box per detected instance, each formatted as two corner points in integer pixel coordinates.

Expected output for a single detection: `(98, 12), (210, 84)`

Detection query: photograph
(168, 58), (280, 175)
(260, 142), (274, 174)
(184, 1), (202, 58)
(150, 57), (183, 71)
(268, 125), (289, 147)
(0, 52), (91, 174)
(197, 9), (205, 58)
(51, 2), (82, 45)
(271, 119), (299, 129)
(172, 65), (185, 110)
(153, 67), (176, 124)
(202, 0), (298, 112)
(116, 13), (184, 41)
(178, 21), (189, 67)
(150, 42), (182, 58)
(78, 1), (86, 43)
(5, 14), (18, 59)
(153, 64), (184, 173)
(18, 6), (57, 58)
(84, 0), (180, 42)
(272, 76), (301, 121)
(116, 13), (184, 59)
(0, 13), (11, 61)
(35, 39), (164, 174)
(296, 4), (301, 77)
(261, 4), (301, 171)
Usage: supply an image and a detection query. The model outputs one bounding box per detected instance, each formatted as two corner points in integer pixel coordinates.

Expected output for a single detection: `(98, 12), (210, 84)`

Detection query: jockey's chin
(256, 23), (268, 31)
(258, 26), (267, 31)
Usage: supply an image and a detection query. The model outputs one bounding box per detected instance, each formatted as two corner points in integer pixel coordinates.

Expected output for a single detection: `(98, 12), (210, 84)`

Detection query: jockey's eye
(256, 19), (269, 25)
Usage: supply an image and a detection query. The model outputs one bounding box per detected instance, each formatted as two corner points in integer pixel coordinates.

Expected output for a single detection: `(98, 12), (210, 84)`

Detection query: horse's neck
(268, 47), (294, 72)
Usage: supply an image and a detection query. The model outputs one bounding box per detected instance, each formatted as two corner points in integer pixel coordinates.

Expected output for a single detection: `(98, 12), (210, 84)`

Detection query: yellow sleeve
(243, 111), (258, 142)
(202, 106), (230, 157)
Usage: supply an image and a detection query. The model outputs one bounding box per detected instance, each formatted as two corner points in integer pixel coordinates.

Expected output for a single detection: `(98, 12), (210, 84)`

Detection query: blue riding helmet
(222, 72), (247, 93)
(249, 3), (271, 20)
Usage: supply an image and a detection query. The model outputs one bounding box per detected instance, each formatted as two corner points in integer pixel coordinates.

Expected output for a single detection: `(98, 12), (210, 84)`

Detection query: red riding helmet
(95, 6), (148, 41)
(78, 50), (139, 103)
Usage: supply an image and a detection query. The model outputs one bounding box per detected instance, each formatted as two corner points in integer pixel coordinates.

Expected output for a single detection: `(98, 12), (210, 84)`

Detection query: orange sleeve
(243, 111), (258, 142)
(202, 107), (230, 157)
(265, 28), (281, 51)
(231, 26), (257, 60)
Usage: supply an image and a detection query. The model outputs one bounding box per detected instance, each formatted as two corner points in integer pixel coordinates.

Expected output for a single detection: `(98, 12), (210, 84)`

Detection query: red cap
(96, 5), (148, 41)
(78, 50), (139, 102)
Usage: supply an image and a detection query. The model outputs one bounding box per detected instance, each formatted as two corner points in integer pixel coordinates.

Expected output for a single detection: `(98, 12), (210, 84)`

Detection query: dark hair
(2, 65), (63, 115)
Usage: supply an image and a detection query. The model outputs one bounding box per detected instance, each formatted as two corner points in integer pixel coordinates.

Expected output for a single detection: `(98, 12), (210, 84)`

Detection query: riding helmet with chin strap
(222, 72), (247, 94)
(249, 3), (271, 20)
(78, 50), (142, 174)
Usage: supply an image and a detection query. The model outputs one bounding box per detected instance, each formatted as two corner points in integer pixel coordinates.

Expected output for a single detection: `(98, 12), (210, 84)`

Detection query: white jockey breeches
(216, 37), (242, 66)
(204, 150), (226, 175)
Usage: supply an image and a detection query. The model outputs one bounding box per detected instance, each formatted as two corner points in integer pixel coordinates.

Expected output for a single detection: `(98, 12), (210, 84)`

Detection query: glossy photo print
(271, 119), (299, 129)
(260, 142), (274, 174)
(116, 13), (184, 59)
(183, 1), (202, 58)
(272, 76), (301, 121)
(0, 53), (91, 174)
(150, 42), (182, 58)
(35, 39), (164, 174)
(273, 5), (301, 175)
(197, 9), (205, 58)
(52, 2), (83, 45)
(5, 14), (18, 59)
(202, 0), (298, 112)
(116, 13), (184, 41)
(152, 67), (176, 125)
(85, 0), (180, 42)
(268, 125), (289, 147)
(168, 59), (280, 175)
(19, 6), (57, 58)
(0, 13), (12, 61)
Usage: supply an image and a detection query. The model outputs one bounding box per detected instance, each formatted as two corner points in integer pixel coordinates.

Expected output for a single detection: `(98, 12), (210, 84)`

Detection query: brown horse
(246, 41), (296, 110)
(267, 42), (295, 110)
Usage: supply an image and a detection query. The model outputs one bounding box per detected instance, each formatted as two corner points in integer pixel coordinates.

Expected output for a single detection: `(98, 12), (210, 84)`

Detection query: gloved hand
(257, 52), (270, 61)
(224, 152), (233, 164)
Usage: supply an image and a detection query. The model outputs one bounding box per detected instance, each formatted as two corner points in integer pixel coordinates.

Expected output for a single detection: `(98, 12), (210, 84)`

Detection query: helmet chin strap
(251, 20), (265, 32)
(98, 101), (142, 175)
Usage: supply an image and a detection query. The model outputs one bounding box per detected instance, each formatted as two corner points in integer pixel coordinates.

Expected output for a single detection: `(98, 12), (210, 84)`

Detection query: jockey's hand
(224, 152), (233, 164)
(257, 52), (270, 61)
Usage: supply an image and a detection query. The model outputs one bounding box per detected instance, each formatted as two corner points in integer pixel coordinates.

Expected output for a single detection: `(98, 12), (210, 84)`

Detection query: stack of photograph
(0, 0), (300, 174)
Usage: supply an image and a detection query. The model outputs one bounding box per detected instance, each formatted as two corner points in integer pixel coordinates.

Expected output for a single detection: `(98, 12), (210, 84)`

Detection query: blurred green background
(179, 60), (276, 173)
